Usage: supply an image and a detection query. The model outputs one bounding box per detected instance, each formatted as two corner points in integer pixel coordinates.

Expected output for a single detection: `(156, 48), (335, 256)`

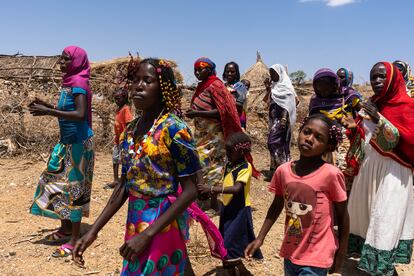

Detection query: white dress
(348, 118), (414, 276)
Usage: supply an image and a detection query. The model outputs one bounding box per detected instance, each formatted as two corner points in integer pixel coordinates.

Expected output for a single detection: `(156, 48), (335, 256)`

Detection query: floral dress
(119, 112), (202, 276)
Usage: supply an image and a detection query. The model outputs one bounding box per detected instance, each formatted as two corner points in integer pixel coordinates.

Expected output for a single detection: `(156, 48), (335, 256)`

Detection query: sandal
(52, 243), (74, 258)
(45, 230), (71, 243)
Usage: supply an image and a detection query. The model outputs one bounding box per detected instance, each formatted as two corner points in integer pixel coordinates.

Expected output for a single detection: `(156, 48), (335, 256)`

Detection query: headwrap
(192, 57), (260, 178)
(194, 57), (216, 75)
(370, 62), (414, 169)
(61, 46), (92, 128)
(269, 64), (297, 128)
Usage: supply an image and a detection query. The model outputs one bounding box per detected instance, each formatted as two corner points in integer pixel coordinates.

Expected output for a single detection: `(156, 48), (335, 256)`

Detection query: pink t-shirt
(269, 161), (347, 268)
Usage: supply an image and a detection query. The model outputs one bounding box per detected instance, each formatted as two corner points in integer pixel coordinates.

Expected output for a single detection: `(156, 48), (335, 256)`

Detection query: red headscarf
(193, 58), (260, 177)
(371, 62), (414, 169)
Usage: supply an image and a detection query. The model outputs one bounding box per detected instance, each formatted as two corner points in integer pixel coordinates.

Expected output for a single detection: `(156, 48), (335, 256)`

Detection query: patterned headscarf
(194, 57), (216, 75)
(61, 46), (92, 128)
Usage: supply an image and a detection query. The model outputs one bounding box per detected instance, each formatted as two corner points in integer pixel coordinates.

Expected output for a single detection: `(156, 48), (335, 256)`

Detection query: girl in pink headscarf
(28, 46), (94, 257)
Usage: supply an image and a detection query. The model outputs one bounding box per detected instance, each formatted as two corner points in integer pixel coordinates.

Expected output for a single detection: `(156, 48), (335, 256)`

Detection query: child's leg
(113, 163), (119, 182)
(61, 219), (72, 233)
(68, 220), (81, 246)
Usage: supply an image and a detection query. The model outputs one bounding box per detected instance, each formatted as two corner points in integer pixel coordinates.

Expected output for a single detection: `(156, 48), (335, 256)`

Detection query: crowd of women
(27, 45), (414, 276)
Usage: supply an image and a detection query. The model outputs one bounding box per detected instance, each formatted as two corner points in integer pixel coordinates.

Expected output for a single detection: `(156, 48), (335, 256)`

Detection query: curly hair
(126, 57), (182, 116)
(299, 113), (343, 149)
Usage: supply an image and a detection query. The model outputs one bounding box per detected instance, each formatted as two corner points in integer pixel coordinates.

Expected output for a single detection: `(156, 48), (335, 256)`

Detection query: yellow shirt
(221, 162), (252, 207)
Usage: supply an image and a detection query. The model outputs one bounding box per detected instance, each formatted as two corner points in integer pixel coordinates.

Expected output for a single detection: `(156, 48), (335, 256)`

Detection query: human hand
(185, 109), (199, 119)
(72, 230), (98, 267)
(28, 103), (50, 116)
(119, 232), (152, 262)
(244, 238), (263, 260)
(362, 100), (379, 123)
(197, 184), (212, 196)
(280, 117), (287, 128)
(340, 114), (357, 130)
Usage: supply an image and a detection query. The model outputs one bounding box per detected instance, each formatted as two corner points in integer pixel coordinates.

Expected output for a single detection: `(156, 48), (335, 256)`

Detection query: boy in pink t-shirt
(246, 114), (349, 275)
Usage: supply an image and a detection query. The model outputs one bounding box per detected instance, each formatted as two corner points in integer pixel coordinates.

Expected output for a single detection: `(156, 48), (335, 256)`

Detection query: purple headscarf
(312, 68), (340, 88)
(62, 46), (92, 128)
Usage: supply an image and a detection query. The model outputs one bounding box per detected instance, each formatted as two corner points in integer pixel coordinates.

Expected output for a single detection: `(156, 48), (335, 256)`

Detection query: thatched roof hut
(241, 51), (269, 92)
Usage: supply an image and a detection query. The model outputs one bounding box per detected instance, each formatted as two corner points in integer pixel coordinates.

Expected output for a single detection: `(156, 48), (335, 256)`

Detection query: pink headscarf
(62, 46), (92, 128)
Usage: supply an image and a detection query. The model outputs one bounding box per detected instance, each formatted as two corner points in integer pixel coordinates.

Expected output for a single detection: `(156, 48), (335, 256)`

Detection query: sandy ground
(0, 151), (413, 276)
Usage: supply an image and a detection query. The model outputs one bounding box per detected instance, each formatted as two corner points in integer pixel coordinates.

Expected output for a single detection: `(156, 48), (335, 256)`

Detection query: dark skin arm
(330, 201), (350, 274)
(73, 175), (129, 265)
(245, 195), (284, 259)
(280, 109), (288, 127)
(29, 94), (87, 121)
(198, 181), (244, 195)
(185, 109), (220, 120)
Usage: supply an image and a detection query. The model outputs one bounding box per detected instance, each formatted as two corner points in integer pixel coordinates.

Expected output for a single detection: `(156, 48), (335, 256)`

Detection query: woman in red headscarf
(186, 57), (259, 212)
(28, 46), (94, 257)
(341, 62), (414, 276)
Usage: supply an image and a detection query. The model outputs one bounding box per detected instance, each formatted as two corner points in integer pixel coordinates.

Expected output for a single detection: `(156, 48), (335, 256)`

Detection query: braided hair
(226, 131), (252, 155)
(126, 57), (182, 116)
(223, 61), (241, 84)
(299, 113), (343, 150)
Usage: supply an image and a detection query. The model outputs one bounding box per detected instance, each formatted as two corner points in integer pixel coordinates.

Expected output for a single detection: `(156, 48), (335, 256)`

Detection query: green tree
(289, 70), (307, 85)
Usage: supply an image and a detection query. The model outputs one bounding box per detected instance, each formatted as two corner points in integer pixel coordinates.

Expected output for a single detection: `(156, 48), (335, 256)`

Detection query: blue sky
(1, 0), (412, 84)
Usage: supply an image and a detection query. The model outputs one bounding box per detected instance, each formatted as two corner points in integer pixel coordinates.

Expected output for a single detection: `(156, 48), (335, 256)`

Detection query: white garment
(348, 119), (414, 251)
(269, 64), (297, 128)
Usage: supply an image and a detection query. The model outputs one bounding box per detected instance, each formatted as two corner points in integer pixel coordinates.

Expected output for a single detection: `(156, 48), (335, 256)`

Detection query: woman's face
(370, 63), (387, 95)
(194, 67), (211, 81)
(59, 51), (71, 73)
(130, 63), (162, 111)
(313, 77), (338, 98)
(224, 64), (237, 83)
(269, 68), (280, 82)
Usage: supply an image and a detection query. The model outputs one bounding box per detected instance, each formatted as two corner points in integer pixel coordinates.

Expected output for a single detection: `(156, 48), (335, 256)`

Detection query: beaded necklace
(128, 109), (165, 159)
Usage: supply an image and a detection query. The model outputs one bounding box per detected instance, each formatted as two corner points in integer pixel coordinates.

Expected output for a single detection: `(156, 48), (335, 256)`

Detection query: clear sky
(1, 0), (412, 84)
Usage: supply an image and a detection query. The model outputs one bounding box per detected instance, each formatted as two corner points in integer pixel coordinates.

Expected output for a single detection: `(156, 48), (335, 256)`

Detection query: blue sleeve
(72, 87), (87, 95)
(169, 121), (202, 177)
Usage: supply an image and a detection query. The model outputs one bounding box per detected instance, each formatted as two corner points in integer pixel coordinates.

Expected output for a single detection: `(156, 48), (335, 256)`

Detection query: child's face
(113, 91), (126, 107)
(314, 77), (339, 98)
(241, 80), (250, 90)
(226, 146), (244, 163)
(337, 69), (347, 86)
(298, 119), (332, 157)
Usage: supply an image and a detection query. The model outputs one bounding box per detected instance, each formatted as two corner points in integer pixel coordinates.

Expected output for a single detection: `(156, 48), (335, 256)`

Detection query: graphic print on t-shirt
(284, 182), (316, 245)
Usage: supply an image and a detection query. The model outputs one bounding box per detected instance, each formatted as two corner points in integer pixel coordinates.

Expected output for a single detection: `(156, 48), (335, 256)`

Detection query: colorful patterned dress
(119, 112), (202, 276)
(191, 87), (226, 188)
(30, 87), (94, 222)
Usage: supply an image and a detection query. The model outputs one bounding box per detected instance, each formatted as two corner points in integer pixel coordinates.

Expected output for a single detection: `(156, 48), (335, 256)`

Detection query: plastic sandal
(45, 230), (71, 242)
(52, 243), (74, 258)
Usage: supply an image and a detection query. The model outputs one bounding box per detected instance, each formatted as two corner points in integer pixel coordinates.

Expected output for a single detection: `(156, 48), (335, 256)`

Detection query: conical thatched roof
(241, 51), (269, 91)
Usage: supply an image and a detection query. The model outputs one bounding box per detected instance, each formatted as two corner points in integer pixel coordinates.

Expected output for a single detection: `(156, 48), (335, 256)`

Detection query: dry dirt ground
(1, 150), (413, 276)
